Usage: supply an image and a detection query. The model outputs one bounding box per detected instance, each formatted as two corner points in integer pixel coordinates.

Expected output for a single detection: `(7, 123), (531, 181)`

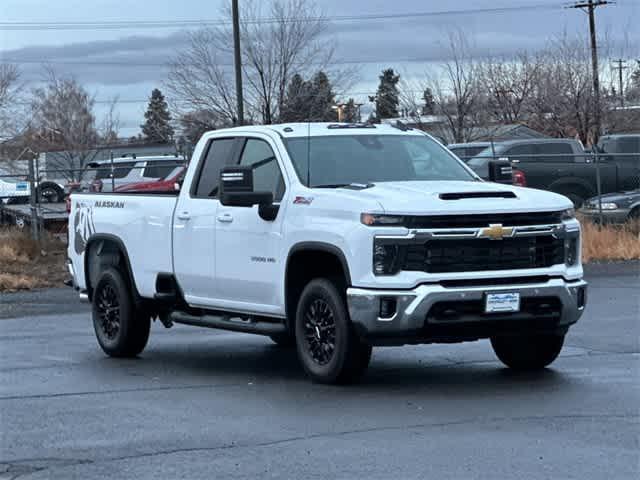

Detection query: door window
(193, 138), (236, 198)
(238, 139), (285, 201)
(505, 144), (534, 162)
(143, 160), (179, 179)
(535, 143), (573, 162)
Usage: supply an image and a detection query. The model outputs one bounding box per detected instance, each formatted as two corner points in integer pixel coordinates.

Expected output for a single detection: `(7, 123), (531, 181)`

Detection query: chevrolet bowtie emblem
(480, 224), (514, 240)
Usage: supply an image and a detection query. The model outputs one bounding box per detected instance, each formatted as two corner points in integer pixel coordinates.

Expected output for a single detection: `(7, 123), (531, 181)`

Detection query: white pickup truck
(68, 123), (587, 384)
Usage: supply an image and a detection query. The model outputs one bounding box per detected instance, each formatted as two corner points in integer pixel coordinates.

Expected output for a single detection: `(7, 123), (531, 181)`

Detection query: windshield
(285, 134), (475, 187)
(467, 145), (507, 167)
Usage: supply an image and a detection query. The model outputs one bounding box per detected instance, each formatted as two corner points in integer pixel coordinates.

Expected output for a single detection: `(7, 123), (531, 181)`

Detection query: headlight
(561, 208), (576, 220)
(565, 231), (580, 266)
(373, 241), (402, 275)
(600, 202), (618, 210)
(361, 213), (405, 226)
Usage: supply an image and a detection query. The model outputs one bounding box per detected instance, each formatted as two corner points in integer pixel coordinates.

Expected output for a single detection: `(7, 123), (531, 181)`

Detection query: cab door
(214, 135), (288, 315)
(173, 137), (239, 304)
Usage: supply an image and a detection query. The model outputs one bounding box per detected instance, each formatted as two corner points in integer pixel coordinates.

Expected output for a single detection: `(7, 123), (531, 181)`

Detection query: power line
(0, 4), (564, 30)
(0, 56), (482, 67)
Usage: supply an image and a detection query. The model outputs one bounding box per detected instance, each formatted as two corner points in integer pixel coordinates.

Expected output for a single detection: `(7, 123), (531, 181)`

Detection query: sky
(1, 0), (639, 136)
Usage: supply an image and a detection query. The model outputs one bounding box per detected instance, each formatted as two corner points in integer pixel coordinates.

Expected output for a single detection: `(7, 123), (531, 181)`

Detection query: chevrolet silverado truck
(67, 123), (587, 384)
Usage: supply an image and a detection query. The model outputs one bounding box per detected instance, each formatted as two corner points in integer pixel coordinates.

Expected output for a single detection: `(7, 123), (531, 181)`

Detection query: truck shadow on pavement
(127, 336), (568, 393)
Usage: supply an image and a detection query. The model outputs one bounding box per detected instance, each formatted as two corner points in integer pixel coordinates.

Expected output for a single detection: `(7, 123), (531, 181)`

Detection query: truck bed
(68, 192), (179, 297)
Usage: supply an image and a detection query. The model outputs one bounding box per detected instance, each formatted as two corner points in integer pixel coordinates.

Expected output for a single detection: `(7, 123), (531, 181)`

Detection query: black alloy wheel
(303, 298), (337, 366)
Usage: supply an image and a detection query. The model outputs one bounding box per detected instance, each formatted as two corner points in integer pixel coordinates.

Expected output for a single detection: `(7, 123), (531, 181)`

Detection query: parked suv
(87, 155), (184, 192)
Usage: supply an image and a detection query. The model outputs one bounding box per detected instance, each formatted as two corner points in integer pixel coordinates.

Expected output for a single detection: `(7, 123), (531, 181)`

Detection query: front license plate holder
(484, 292), (520, 313)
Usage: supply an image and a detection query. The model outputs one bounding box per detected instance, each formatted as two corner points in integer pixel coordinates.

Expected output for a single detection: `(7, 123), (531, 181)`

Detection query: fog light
(577, 286), (586, 309)
(379, 298), (397, 319)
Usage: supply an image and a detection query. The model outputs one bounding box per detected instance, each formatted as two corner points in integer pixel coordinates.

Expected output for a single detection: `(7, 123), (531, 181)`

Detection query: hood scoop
(439, 191), (517, 200)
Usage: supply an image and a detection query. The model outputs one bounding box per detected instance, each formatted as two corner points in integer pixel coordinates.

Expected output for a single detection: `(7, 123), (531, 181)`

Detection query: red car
(114, 166), (186, 193)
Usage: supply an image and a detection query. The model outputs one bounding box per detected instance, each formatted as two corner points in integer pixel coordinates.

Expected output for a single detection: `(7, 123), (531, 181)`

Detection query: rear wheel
(491, 334), (564, 370)
(295, 279), (372, 384)
(92, 267), (150, 357)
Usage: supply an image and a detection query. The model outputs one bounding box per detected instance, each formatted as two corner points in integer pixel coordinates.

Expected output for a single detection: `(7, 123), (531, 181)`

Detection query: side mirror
(219, 166), (273, 208)
(488, 159), (513, 184)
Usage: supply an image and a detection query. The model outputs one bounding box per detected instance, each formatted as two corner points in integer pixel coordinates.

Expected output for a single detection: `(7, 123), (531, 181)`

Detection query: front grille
(402, 236), (564, 273)
(405, 211), (562, 229)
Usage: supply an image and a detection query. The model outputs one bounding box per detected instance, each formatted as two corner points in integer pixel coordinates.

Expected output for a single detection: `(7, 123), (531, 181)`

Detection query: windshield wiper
(312, 183), (374, 190)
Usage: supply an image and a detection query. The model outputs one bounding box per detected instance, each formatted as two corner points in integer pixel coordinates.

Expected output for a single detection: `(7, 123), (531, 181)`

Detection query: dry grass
(581, 219), (640, 263)
(0, 228), (67, 292)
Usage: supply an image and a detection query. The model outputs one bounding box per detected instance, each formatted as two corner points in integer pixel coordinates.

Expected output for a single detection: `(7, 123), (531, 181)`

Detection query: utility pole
(232, 0), (244, 126)
(568, 0), (612, 144)
(611, 58), (627, 107)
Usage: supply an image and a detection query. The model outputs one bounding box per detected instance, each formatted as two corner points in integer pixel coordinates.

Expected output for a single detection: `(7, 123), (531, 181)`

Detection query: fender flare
(84, 233), (141, 301)
(285, 241), (352, 286)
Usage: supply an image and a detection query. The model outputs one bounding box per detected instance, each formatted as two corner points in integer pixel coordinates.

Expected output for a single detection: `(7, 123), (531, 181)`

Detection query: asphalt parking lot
(0, 262), (638, 479)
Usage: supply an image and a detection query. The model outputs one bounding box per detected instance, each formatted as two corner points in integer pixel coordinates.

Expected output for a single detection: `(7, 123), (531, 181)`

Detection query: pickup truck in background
(467, 137), (640, 207)
(67, 123), (587, 384)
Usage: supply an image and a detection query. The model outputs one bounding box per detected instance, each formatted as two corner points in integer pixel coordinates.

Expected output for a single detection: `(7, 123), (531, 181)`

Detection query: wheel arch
(548, 177), (595, 198)
(284, 242), (352, 331)
(84, 233), (141, 303)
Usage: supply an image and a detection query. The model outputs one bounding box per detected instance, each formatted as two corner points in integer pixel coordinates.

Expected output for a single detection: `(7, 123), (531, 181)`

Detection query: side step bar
(170, 312), (286, 336)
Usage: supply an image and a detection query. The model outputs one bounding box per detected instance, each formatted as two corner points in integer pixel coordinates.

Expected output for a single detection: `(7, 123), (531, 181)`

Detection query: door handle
(217, 213), (233, 223)
(177, 211), (191, 221)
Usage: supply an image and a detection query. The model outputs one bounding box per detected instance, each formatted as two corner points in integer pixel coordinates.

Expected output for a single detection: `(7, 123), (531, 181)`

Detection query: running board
(170, 312), (286, 336)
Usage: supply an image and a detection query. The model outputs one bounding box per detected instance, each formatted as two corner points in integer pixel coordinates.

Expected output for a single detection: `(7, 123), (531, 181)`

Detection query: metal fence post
(594, 149), (603, 226)
(110, 151), (115, 191)
(27, 156), (40, 244)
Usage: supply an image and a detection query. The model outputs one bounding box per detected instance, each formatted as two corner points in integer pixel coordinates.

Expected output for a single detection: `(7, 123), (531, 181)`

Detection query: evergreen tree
(141, 88), (174, 144)
(342, 98), (360, 123)
(422, 87), (435, 115)
(309, 71), (337, 121)
(375, 68), (400, 119)
(280, 74), (313, 122)
(280, 71), (338, 122)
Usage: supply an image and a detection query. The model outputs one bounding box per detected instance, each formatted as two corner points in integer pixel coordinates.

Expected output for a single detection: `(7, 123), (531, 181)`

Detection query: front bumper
(578, 207), (630, 224)
(347, 277), (587, 345)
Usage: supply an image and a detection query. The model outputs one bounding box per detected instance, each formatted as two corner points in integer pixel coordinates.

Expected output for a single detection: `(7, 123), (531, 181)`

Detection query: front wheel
(295, 278), (372, 384)
(491, 334), (565, 370)
(92, 267), (150, 357)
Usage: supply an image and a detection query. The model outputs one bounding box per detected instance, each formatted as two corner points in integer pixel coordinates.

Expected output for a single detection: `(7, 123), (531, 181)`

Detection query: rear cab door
(172, 135), (241, 304)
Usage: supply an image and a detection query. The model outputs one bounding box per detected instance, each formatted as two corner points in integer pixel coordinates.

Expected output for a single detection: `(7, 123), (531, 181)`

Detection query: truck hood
(345, 181), (572, 215)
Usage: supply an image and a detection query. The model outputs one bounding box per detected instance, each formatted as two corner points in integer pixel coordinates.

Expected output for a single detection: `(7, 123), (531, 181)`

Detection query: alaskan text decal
(95, 200), (125, 209)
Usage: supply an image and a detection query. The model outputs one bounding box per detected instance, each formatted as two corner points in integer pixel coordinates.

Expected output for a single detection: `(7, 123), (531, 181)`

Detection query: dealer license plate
(485, 292), (520, 313)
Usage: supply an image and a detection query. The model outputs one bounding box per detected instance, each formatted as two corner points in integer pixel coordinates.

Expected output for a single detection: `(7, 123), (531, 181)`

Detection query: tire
(559, 191), (585, 208)
(92, 267), (150, 358)
(491, 334), (565, 371)
(38, 183), (63, 203)
(269, 332), (295, 347)
(295, 278), (372, 384)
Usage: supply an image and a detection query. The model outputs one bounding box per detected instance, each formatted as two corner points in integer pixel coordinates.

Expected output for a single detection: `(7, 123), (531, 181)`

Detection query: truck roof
(210, 122), (425, 138)
(88, 154), (182, 167)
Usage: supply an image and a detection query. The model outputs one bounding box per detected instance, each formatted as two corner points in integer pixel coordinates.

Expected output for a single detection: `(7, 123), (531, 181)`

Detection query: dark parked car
(447, 142), (493, 161)
(578, 189), (640, 224)
(468, 137), (639, 207)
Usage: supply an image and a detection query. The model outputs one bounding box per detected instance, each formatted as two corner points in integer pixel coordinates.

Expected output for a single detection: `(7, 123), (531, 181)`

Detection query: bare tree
(0, 64), (25, 144)
(167, 0), (336, 125)
(416, 31), (487, 143)
(527, 36), (598, 143)
(478, 52), (542, 125)
(29, 69), (100, 181)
